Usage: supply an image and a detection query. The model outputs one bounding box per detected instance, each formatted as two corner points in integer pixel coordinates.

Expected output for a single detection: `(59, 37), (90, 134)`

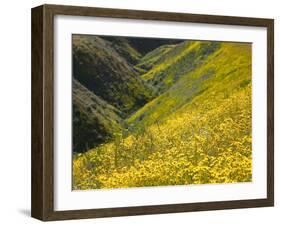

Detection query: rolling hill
(72, 35), (185, 153)
(134, 44), (176, 72)
(100, 36), (142, 65)
(127, 42), (250, 128)
(140, 41), (220, 93)
(72, 35), (154, 115)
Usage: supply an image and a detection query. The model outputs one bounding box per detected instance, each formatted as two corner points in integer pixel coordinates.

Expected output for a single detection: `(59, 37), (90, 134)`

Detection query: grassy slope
(134, 44), (176, 72)
(140, 41), (220, 93)
(73, 79), (123, 153)
(73, 35), (175, 153)
(127, 41), (221, 127)
(73, 35), (154, 115)
(127, 37), (183, 55)
(73, 41), (252, 189)
(101, 36), (142, 65)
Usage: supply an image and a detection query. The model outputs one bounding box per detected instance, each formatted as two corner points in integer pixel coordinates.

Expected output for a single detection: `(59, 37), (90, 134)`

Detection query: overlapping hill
(127, 41), (251, 129)
(140, 41), (220, 93)
(72, 35), (184, 153)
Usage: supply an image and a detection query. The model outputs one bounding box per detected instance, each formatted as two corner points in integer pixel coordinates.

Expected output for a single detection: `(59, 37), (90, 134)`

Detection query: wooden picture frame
(31, 4), (274, 221)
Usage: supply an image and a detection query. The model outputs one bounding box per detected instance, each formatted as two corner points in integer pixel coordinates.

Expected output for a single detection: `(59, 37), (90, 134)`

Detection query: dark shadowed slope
(73, 79), (123, 153)
(99, 36), (142, 65)
(100, 36), (182, 64)
(126, 37), (183, 55)
(73, 35), (154, 115)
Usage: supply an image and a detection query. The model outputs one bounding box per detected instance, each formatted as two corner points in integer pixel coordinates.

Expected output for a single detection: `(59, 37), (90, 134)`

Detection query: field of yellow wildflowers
(73, 39), (252, 190)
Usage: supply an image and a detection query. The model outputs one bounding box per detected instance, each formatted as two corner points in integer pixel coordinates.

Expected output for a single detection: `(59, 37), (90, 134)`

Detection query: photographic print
(72, 34), (252, 190)
(31, 5), (274, 220)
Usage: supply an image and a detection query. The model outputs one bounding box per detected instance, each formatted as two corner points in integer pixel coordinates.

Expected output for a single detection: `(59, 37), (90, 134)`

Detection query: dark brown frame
(31, 4), (274, 221)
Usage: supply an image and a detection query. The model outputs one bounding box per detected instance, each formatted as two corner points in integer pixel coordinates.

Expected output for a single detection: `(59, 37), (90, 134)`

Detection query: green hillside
(126, 37), (182, 55)
(101, 36), (142, 65)
(135, 44), (176, 72)
(73, 35), (173, 153)
(73, 39), (252, 189)
(127, 42), (250, 128)
(72, 35), (154, 115)
(141, 41), (220, 93)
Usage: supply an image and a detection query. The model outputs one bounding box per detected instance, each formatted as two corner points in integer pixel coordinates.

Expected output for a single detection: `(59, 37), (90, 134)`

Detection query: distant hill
(100, 36), (142, 65)
(127, 42), (251, 128)
(135, 44), (176, 72)
(126, 37), (183, 55)
(140, 41), (220, 93)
